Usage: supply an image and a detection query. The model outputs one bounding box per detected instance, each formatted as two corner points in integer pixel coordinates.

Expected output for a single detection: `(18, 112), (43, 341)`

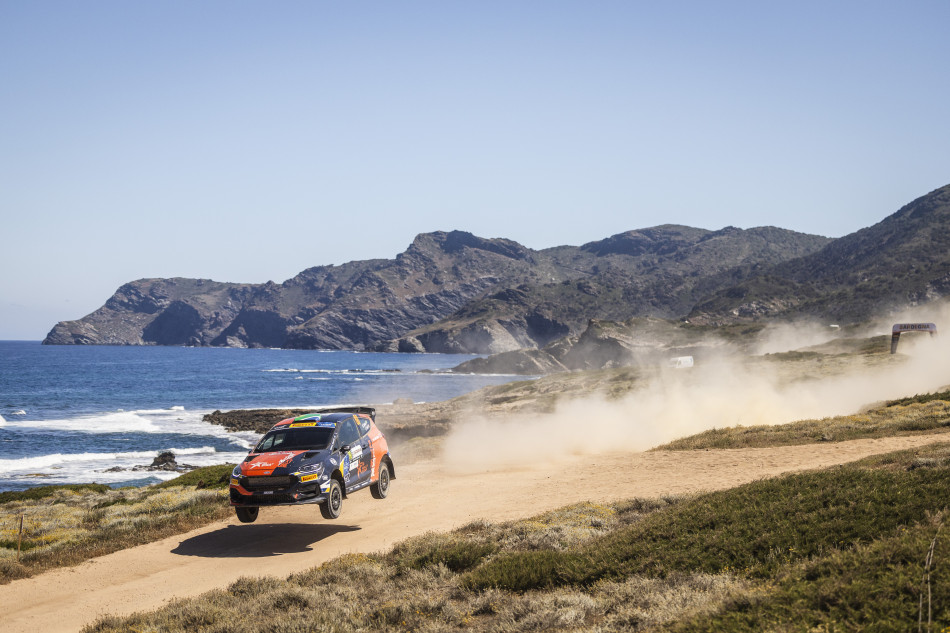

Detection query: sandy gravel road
(1, 433), (945, 633)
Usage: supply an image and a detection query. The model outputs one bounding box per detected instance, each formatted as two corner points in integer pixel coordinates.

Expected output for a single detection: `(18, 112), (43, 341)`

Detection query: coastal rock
(151, 451), (178, 469)
(452, 349), (568, 375)
(101, 450), (196, 474)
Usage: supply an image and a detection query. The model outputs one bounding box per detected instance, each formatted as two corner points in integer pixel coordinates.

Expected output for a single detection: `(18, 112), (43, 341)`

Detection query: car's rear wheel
(371, 462), (390, 499)
(235, 506), (258, 523)
(320, 479), (343, 519)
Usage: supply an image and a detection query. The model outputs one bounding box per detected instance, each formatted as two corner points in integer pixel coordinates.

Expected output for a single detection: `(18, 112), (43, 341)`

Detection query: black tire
(320, 479), (343, 520)
(371, 461), (391, 499)
(235, 506), (259, 523)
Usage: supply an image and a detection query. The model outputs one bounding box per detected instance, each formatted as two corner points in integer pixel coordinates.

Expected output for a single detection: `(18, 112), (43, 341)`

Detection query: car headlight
(231, 465), (242, 478)
(298, 462), (324, 476)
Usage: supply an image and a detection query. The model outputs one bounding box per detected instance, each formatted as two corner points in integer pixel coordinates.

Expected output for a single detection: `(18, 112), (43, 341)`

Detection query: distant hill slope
(43, 225), (829, 351)
(690, 184), (950, 324)
(380, 225), (830, 353)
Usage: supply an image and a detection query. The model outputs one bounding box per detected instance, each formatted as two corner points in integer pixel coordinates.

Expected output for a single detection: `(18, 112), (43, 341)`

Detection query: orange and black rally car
(229, 407), (394, 523)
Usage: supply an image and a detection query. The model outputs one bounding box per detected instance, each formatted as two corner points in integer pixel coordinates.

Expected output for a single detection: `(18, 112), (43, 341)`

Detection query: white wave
(264, 368), (401, 375)
(1, 408), (257, 443)
(0, 446), (217, 474)
(12, 410), (26, 415)
(127, 407), (188, 415)
(1, 447), (248, 489)
(2, 411), (163, 433)
(0, 414), (4, 423)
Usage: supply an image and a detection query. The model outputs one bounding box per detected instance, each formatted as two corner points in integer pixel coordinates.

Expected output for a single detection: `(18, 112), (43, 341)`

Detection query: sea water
(0, 341), (519, 492)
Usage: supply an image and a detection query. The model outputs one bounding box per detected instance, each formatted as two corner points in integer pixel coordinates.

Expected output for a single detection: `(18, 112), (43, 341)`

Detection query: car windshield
(253, 427), (334, 453)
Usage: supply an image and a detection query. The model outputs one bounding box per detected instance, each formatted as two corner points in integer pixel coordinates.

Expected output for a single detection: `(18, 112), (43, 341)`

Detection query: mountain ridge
(44, 225), (829, 350)
(44, 184), (950, 352)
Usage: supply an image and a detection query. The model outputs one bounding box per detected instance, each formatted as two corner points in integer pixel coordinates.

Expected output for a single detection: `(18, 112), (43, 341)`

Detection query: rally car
(229, 407), (394, 523)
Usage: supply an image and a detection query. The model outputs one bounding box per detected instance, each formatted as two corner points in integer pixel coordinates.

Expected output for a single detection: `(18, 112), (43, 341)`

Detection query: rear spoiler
(312, 406), (376, 421)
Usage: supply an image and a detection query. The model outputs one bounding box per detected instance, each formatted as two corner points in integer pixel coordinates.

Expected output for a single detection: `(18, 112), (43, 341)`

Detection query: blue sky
(2, 1), (948, 340)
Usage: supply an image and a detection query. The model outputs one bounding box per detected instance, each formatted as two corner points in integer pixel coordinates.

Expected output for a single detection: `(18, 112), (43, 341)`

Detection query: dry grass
(0, 475), (232, 583)
(83, 442), (950, 632)
(86, 499), (742, 633)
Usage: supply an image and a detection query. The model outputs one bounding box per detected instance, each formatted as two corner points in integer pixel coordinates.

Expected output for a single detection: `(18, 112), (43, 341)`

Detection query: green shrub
(392, 533), (498, 573)
(153, 464), (236, 489)
(671, 519), (949, 632)
(465, 466), (950, 591)
(886, 389), (950, 408)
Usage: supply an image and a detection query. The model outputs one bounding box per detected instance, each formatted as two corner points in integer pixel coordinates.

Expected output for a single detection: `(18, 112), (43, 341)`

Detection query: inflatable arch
(890, 322), (937, 354)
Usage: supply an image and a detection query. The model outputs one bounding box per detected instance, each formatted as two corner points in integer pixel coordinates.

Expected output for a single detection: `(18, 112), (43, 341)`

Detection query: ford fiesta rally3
(229, 407), (394, 523)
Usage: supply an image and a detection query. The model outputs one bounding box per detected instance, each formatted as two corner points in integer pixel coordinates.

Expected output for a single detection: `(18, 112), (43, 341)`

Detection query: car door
(337, 417), (369, 487)
(355, 415), (374, 483)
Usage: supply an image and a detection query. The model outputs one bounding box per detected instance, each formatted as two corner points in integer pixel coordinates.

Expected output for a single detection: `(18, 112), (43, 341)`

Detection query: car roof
(268, 411), (367, 432)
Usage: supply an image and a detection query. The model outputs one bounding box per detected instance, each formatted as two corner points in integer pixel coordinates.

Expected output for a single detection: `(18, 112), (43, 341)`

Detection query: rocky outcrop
(451, 317), (736, 374)
(451, 348), (570, 375)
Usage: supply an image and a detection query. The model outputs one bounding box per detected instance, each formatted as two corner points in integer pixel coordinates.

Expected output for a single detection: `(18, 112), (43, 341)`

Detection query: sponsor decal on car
(300, 473), (319, 482)
(230, 478), (240, 486)
(290, 422), (318, 427)
(247, 451), (300, 470)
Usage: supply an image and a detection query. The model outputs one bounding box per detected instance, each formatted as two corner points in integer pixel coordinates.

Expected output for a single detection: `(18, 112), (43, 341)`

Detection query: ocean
(0, 341), (519, 492)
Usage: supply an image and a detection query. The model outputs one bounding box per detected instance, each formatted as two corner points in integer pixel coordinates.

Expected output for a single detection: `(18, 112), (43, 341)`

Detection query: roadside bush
(465, 466), (950, 590)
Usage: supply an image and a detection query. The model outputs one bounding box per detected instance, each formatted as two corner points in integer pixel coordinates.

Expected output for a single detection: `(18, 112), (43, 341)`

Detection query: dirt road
(1, 434), (944, 633)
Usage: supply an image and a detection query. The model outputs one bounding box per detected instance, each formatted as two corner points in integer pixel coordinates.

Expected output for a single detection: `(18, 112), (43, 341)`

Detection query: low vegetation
(85, 444), (950, 632)
(0, 464), (234, 583)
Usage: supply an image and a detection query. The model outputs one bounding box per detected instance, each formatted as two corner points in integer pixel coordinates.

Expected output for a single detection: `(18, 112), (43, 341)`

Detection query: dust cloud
(442, 305), (950, 474)
(752, 320), (841, 355)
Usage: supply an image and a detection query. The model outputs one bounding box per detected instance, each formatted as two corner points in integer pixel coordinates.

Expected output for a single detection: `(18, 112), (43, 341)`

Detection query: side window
(338, 419), (360, 447)
(257, 436), (275, 452)
(357, 416), (371, 436)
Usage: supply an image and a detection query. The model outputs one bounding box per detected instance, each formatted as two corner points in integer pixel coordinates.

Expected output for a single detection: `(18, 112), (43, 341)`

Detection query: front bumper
(230, 474), (327, 507)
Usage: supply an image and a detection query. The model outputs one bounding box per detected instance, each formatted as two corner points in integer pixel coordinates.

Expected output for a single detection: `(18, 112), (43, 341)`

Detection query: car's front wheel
(235, 506), (259, 523)
(320, 479), (343, 519)
(371, 462), (390, 499)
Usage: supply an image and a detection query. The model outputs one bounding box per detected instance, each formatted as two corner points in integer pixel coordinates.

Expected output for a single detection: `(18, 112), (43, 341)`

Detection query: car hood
(240, 450), (327, 476)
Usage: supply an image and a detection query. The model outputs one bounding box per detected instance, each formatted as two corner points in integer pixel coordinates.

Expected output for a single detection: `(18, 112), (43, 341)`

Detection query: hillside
(377, 225), (830, 353)
(690, 183), (950, 324)
(43, 226), (828, 351)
